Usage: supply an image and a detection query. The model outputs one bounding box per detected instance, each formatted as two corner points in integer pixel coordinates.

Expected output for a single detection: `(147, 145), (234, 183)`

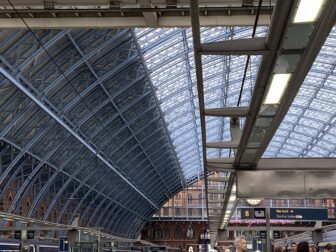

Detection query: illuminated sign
(14, 230), (21, 239)
(241, 208), (253, 219)
(273, 231), (280, 239)
(270, 208), (328, 220)
(240, 208), (265, 219)
(260, 231), (266, 239)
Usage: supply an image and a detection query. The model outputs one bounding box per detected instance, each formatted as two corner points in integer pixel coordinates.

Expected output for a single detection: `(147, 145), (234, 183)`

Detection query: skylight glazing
(136, 26), (267, 181)
(264, 26), (336, 158)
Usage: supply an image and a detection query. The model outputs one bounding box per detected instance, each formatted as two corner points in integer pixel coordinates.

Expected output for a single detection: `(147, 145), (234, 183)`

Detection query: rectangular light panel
(264, 74), (291, 104)
(293, 0), (324, 23)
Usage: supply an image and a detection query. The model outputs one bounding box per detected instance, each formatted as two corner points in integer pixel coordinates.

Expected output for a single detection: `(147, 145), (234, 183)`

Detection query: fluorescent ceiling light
(264, 74), (291, 104)
(293, 0), (324, 23)
(229, 195), (236, 202)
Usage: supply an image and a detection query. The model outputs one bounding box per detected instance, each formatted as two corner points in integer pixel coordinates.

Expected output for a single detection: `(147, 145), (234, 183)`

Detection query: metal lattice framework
(265, 26), (336, 158)
(0, 0), (335, 243)
(0, 28), (186, 238)
(135, 26), (266, 178)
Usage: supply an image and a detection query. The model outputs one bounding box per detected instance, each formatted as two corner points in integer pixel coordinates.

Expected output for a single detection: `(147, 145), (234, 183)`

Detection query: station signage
(259, 231), (266, 239)
(273, 231), (280, 239)
(270, 208), (328, 221)
(241, 208), (265, 219)
(27, 230), (35, 239)
(14, 230), (21, 239)
(241, 208), (328, 221)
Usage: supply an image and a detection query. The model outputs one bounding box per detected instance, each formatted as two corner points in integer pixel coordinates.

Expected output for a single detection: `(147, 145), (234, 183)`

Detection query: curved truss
(0, 28), (184, 238)
(1, 22), (334, 239)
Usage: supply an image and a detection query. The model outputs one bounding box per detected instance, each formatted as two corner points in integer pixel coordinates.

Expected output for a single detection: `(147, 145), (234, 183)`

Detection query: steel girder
(65, 32), (174, 198)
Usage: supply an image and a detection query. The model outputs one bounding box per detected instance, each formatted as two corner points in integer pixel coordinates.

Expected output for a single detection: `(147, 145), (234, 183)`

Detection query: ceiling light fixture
(293, 0), (324, 23)
(264, 74), (291, 104)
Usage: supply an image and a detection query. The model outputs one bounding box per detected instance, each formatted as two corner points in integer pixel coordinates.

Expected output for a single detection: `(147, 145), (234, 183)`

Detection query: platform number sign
(241, 208), (253, 219)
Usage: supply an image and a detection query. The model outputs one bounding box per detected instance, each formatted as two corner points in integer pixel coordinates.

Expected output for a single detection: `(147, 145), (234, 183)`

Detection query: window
(175, 226), (183, 239)
(163, 207), (169, 216)
(188, 208), (193, 217)
(175, 207), (181, 216)
(162, 226), (170, 240)
(198, 193), (202, 204)
(154, 225), (162, 240)
(186, 225), (194, 239)
(188, 194), (193, 204)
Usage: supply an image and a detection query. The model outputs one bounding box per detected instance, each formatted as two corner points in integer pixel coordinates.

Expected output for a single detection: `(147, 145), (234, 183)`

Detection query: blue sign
(59, 237), (69, 251)
(270, 208), (328, 220)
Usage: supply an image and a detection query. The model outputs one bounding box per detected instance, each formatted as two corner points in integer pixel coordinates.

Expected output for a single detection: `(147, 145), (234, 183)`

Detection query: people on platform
(297, 241), (309, 252)
(309, 244), (318, 252)
(274, 246), (283, 252)
(275, 246), (284, 252)
(234, 236), (247, 252)
(291, 242), (298, 252)
(324, 243), (333, 252)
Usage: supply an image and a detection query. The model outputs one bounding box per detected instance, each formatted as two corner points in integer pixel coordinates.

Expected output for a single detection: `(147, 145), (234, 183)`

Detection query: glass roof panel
(136, 26), (267, 180)
(264, 26), (336, 158)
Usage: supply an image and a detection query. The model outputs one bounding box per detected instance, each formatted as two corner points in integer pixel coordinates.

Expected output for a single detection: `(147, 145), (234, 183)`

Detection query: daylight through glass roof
(264, 26), (336, 158)
(136, 26), (267, 181)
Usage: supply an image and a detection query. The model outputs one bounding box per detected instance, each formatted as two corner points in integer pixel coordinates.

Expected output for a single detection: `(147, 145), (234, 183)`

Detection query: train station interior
(0, 0), (335, 251)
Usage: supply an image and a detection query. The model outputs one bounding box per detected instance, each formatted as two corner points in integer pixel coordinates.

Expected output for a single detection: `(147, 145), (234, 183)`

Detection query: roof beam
(0, 66), (159, 210)
(139, 0), (158, 27)
(207, 157), (235, 164)
(200, 37), (268, 55)
(235, 0), (336, 167)
(208, 158), (336, 171)
(0, 15), (271, 28)
(234, 0), (295, 167)
(251, 0), (336, 164)
(205, 107), (249, 117)
(206, 141), (238, 149)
